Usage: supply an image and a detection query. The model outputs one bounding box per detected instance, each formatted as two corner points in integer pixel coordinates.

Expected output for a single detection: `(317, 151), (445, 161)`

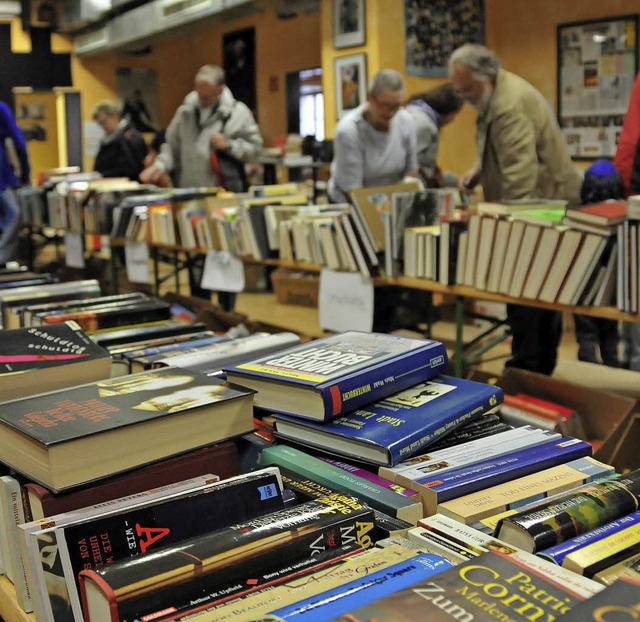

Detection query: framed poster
(335, 53), (367, 119)
(334, 0), (365, 49)
(558, 15), (638, 159)
(405, 0), (485, 77)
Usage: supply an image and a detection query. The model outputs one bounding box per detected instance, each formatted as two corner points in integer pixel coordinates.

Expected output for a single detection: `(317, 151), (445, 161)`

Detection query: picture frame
(333, 0), (365, 49)
(557, 15), (639, 159)
(335, 53), (367, 119)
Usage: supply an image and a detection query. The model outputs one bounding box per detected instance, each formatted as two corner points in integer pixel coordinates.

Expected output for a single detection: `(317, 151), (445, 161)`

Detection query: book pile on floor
(0, 289), (639, 621)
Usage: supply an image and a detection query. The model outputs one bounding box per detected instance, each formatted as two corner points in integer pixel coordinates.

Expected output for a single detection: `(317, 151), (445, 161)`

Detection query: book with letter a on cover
(0, 320), (112, 402)
(32, 468), (285, 622)
(79, 493), (378, 622)
(319, 550), (587, 622)
(0, 366), (254, 492)
(272, 375), (503, 466)
(496, 469), (640, 553)
(224, 331), (448, 421)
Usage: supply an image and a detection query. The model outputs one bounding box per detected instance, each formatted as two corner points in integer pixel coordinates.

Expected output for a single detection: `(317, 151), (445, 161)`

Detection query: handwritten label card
(64, 232), (85, 268)
(125, 240), (151, 284)
(201, 251), (245, 292)
(319, 269), (374, 332)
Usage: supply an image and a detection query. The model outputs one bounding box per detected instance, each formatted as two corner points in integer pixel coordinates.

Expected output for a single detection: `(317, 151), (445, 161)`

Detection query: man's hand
(139, 163), (163, 184)
(211, 132), (229, 151)
(458, 168), (480, 192)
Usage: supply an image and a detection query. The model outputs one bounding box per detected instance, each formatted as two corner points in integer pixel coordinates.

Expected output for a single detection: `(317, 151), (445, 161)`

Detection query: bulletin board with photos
(557, 15), (638, 159)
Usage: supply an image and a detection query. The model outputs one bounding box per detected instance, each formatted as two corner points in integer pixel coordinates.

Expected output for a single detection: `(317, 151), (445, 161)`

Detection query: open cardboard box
(595, 410), (640, 472)
(468, 367), (636, 464)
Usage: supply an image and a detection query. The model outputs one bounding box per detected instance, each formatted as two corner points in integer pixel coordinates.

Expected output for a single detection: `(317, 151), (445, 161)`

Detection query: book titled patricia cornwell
(224, 331), (448, 421)
(322, 550), (587, 622)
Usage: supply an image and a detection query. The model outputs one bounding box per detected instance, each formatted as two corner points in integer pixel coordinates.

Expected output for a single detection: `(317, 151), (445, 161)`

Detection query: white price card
(64, 232), (85, 268)
(125, 240), (151, 284)
(319, 268), (374, 332)
(201, 251), (245, 292)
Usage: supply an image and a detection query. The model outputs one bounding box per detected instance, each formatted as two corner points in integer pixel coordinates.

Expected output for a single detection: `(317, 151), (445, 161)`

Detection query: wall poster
(405, 0), (485, 77)
(558, 16), (638, 159)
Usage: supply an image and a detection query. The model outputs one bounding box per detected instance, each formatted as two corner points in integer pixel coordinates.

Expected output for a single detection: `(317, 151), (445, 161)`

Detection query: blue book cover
(538, 509), (640, 566)
(224, 331), (449, 421)
(267, 552), (453, 621)
(414, 436), (593, 515)
(272, 375), (503, 466)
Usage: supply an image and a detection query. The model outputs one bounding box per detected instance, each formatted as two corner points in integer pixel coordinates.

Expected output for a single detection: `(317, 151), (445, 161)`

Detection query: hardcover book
(0, 321), (112, 403)
(260, 444), (424, 523)
(437, 456), (614, 525)
(565, 200), (628, 227)
(92, 321), (210, 350)
(32, 468), (286, 622)
(24, 440), (241, 520)
(0, 367), (255, 492)
(272, 375), (503, 466)
(224, 331), (448, 421)
(322, 550), (587, 622)
(79, 494), (378, 622)
(408, 436), (593, 516)
(496, 469), (640, 553)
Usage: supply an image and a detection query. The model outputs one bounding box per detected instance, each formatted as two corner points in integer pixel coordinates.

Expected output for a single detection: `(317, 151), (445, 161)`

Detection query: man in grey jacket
(140, 64), (263, 192)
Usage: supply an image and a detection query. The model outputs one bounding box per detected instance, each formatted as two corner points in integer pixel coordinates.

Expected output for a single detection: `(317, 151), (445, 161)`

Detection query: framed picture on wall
(557, 15), (639, 159)
(405, 0), (485, 77)
(334, 0), (365, 49)
(335, 53), (367, 119)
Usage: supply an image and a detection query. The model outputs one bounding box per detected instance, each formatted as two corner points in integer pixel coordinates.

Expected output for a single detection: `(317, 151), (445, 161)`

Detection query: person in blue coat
(0, 102), (31, 265)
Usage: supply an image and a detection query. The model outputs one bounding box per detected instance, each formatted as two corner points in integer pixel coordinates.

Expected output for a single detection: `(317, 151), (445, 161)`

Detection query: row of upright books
(0, 267), (639, 620)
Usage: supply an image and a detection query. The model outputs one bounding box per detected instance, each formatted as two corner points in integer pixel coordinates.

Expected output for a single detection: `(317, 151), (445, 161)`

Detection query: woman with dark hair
(406, 83), (463, 188)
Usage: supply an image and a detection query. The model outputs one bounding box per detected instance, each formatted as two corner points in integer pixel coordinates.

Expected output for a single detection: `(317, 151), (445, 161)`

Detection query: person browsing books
(140, 65), (263, 310)
(449, 43), (582, 375)
(92, 100), (148, 181)
(0, 101), (30, 265)
(327, 69), (420, 203)
(139, 64), (263, 193)
(406, 82), (463, 188)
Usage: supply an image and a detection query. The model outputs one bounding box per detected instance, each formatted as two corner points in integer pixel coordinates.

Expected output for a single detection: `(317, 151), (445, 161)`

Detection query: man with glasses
(449, 43), (581, 375)
(328, 69), (418, 203)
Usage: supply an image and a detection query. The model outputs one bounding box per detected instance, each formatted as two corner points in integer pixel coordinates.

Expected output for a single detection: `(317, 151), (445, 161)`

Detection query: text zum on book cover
(224, 331), (448, 421)
(0, 367), (255, 492)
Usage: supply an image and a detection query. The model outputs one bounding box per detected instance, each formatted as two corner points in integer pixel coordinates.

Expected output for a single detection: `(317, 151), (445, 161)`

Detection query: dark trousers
(505, 304), (563, 375)
(573, 314), (619, 367)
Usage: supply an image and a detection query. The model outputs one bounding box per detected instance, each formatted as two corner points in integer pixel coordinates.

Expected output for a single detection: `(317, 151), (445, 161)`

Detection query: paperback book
(272, 375), (503, 466)
(224, 331), (448, 421)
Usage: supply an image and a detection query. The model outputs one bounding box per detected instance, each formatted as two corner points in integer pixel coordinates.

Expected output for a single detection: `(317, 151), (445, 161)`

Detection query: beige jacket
(479, 69), (581, 206)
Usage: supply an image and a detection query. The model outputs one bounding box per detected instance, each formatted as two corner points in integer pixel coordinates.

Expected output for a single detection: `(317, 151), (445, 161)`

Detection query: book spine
(79, 496), (377, 622)
(416, 437), (593, 515)
(499, 473), (640, 553)
(261, 444), (423, 523)
(266, 552), (452, 621)
(539, 510), (640, 566)
(57, 472), (286, 622)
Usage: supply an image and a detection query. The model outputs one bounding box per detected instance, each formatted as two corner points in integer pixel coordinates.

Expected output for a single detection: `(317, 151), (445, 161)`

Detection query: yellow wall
(10, 1), (640, 176)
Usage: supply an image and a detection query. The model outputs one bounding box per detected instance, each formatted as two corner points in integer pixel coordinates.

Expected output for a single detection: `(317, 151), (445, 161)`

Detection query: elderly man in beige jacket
(450, 43), (581, 376)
